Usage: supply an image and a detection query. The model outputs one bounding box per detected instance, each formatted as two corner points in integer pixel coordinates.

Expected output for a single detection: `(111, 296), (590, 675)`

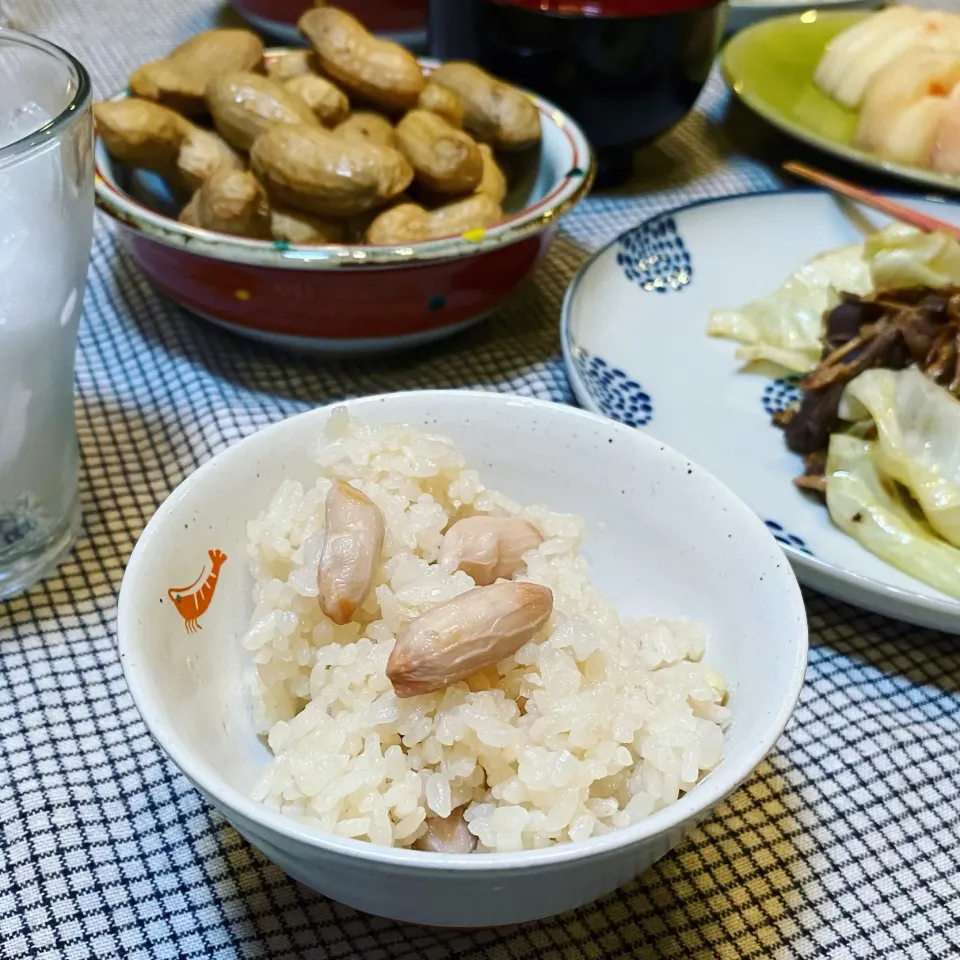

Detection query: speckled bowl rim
(94, 54), (596, 270)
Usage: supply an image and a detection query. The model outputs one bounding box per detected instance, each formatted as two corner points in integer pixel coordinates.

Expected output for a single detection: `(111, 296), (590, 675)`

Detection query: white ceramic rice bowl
(117, 391), (808, 927)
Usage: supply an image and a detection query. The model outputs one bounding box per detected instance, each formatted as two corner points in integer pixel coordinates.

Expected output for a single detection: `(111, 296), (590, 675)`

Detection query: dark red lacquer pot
(430, 0), (726, 187)
(232, 0), (428, 47)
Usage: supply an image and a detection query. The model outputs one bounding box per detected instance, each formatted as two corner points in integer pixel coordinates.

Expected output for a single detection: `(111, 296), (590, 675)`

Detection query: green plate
(722, 10), (960, 193)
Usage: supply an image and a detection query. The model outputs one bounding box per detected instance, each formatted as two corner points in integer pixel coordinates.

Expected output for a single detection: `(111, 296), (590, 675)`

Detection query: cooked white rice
(245, 411), (730, 852)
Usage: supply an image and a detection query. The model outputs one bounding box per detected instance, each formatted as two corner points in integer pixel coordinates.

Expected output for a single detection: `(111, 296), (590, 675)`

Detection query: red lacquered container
(429, 0), (726, 186)
(93, 53), (594, 355)
(232, 0), (428, 48)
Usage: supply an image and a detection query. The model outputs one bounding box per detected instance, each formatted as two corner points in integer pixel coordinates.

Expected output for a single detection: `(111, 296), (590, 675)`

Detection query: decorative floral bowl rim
(93, 54), (595, 271)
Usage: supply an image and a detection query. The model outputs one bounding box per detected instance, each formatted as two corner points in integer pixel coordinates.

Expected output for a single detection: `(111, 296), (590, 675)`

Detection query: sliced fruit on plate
(856, 48), (960, 166)
(815, 6), (960, 109)
(930, 91), (960, 175)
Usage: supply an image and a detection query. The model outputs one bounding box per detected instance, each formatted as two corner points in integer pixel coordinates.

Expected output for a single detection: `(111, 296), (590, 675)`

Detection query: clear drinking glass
(0, 29), (94, 600)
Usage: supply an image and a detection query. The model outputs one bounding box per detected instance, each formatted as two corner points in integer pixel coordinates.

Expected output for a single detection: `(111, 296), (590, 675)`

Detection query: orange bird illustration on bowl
(168, 549), (227, 633)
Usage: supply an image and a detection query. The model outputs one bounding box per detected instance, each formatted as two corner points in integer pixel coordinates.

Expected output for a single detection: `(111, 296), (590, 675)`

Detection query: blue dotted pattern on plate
(616, 215), (692, 292)
(766, 520), (813, 556)
(574, 350), (654, 427)
(763, 377), (803, 417)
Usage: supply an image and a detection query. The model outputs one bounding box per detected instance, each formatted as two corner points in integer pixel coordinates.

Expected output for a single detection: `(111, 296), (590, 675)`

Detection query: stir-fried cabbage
(865, 222), (960, 290)
(840, 367), (960, 548)
(826, 433), (960, 600)
(708, 243), (867, 373)
(711, 220), (960, 593)
(708, 224), (960, 374)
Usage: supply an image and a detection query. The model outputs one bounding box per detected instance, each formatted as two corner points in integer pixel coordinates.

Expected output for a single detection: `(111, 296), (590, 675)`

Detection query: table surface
(1, 1), (959, 958)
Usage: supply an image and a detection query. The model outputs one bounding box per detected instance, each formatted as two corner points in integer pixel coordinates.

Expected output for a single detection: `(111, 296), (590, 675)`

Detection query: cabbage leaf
(839, 367), (960, 547)
(707, 243), (868, 373)
(826, 433), (960, 599)
(865, 221), (960, 289)
(708, 223), (960, 374)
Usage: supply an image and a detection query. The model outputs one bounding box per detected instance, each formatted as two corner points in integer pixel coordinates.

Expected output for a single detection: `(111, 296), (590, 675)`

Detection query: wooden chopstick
(783, 161), (960, 242)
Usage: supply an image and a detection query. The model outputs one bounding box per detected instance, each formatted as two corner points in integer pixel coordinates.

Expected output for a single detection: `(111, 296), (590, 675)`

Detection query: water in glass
(0, 31), (94, 599)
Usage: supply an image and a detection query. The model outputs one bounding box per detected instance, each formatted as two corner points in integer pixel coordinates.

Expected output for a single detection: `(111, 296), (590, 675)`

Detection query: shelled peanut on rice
(93, 6), (542, 246)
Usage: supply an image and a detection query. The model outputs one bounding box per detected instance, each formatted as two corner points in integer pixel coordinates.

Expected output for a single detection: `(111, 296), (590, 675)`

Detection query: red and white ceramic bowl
(94, 56), (594, 354)
(231, 0), (428, 49)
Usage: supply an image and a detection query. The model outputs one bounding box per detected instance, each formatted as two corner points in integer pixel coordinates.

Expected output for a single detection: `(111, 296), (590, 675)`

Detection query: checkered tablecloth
(1, 1), (959, 957)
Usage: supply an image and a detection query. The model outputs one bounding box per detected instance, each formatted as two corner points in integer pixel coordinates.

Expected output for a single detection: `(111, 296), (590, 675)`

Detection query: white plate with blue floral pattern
(562, 189), (960, 633)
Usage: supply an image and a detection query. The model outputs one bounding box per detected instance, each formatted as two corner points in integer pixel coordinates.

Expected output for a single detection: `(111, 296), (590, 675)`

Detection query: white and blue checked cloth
(1, 1), (959, 957)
